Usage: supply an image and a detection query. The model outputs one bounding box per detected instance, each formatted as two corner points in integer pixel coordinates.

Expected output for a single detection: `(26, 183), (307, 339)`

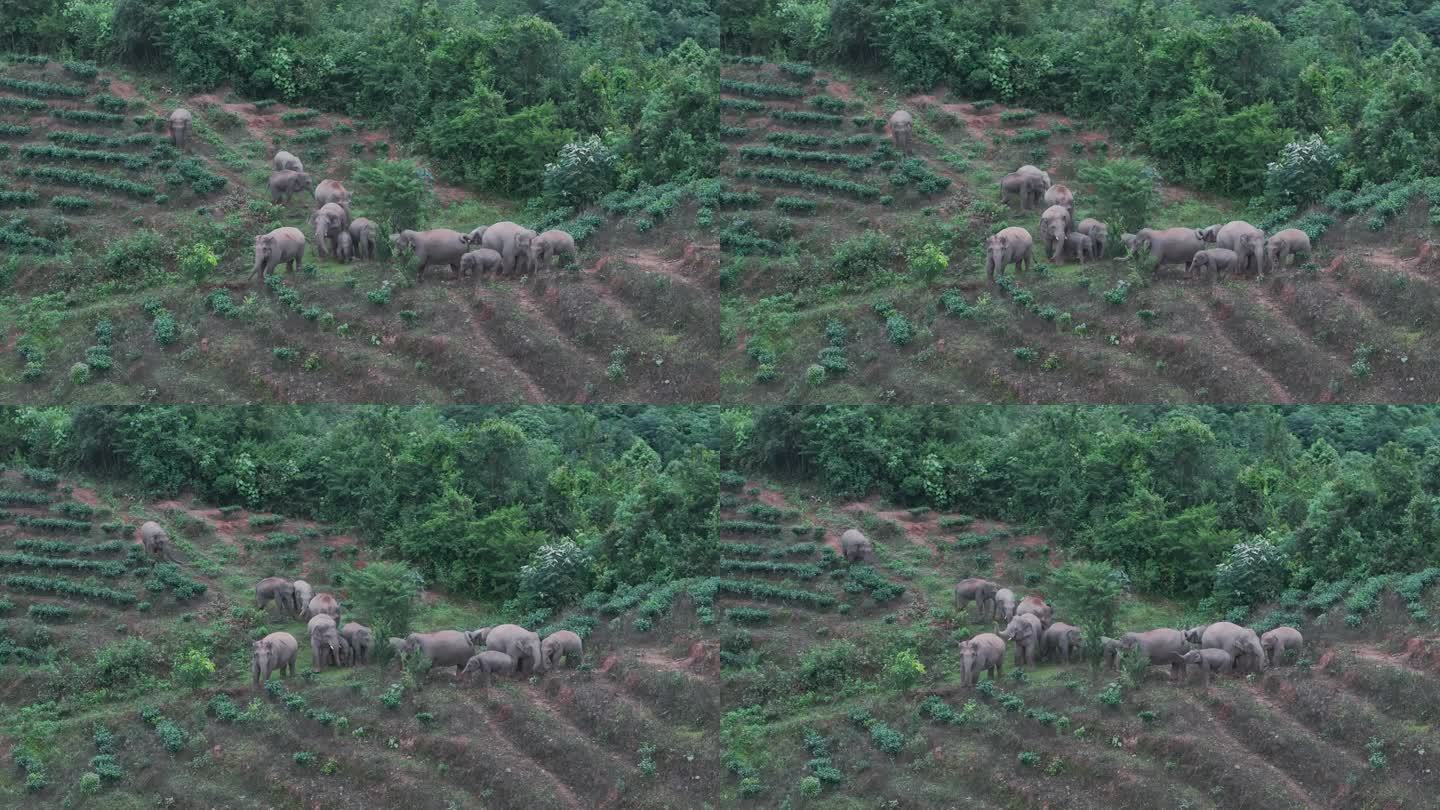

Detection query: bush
(172, 648), (215, 688)
(177, 243), (218, 284)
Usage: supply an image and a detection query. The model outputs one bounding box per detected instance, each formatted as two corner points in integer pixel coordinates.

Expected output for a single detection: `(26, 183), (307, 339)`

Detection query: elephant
(1261, 626), (1303, 667)
(888, 110), (913, 155)
(1041, 205), (1072, 261)
(308, 614), (342, 671)
(402, 630), (476, 676)
(340, 622), (374, 665)
(252, 631), (298, 689)
(347, 218), (377, 261)
(1183, 625), (1210, 646)
(1118, 628), (1189, 679)
(1042, 622), (1082, 663)
(461, 248), (503, 278)
(464, 627), (493, 647)
(839, 529), (872, 563)
(313, 179), (352, 210)
(335, 634), (354, 667)
(479, 222), (539, 276)
(1061, 232), (1094, 264)
(252, 227), (306, 286)
(541, 630), (583, 669)
(1077, 218), (1108, 258)
(481, 624), (544, 675)
(1216, 220), (1267, 277)
(1044, 184), (1074, 215)
(1181, 648), (1233, 687)
(985, 226), (1034, 282)
(336, 230), (354, 263)
(267, 170), (312, 205)
(1190, 248), (1239, 281)
(461, 226), (488, 248)
(999, 172), (1048, 210)
(306, 593), (341, 622)
(311, 203), (349, 259)
(1000, 613), (1043, 668)
(1266, 229), (1311, 269)
(255, 577), (295, 616)
(958, 633), (1006, 686)
(1196, 224), (1223, 243)
(387, 637), (407, 662)
(1120, 233), (1140, 257)
(955, 578), (999, 620)
(138, 521), (177, 562)
(291, 580), (313, 617)
(993, 587), (1018, 622)
(530, 229), (578, 270)
(1200, 621), (1266, 674)
(1016, 164), (1051, 188)
(1100, 636), (1122, 669)
(272, 150), (303, 173)
(461, 651), (516, 686)
(168, 108), (191, 151)
(391, 229), (469, 281)
(1134, 227), (1204, 275)
(1015, 595), (1053, 629)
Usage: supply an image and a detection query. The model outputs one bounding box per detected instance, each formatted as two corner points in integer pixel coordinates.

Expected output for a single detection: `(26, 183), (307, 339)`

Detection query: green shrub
(0, 77), (87, 98)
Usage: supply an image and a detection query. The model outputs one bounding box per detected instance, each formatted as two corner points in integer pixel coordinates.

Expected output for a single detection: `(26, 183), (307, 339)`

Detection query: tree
(1048, 561), (1126, 664)
(1076, 158), (1161, 235)
(343, 561), (423, 659)
(351, 159), (435, 235)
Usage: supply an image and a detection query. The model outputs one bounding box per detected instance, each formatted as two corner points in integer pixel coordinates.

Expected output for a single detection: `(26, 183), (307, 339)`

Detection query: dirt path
(441, 287), (546, 402)
(1174, 691), (1324, 810)
(1180, 288), (1295, 403)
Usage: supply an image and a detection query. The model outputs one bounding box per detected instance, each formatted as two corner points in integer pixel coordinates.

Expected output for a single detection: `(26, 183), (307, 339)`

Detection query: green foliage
(351, 159), (434, 233)
(16, 164), (153, 197)
(0, 77), (87, 98)
(721, 79), (805, 98)
(49, 108), (125, 125)
(767, 109), (844, 126)
(345, 561), (422, 639)
(1078, 159), (1161, 234)
(50, 195), (93, 212)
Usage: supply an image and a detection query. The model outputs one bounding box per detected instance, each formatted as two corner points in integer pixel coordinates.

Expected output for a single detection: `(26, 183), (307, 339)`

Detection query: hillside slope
(717, 479), (1440, 808)
(0, 469), (718, 808)
(720, 57), (1440, 404)
(0, 56), (720, 404)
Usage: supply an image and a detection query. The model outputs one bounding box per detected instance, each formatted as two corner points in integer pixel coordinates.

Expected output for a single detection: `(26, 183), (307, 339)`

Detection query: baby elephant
(1061, 232), (1094, 264)
(1181, 648), (1233, 687)
(462, 650), (516, 686)
(541, 630), (583, 670)
(1261, 626), (1303, 667)
(461, 248), (503, 278)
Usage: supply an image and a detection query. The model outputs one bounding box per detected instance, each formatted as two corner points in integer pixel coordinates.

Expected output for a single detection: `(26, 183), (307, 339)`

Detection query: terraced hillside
(720, 56), (1440, 403)
(0, 468), (718, 808)
(718, 479), (1440, 808)
(0, 55), (719, 403)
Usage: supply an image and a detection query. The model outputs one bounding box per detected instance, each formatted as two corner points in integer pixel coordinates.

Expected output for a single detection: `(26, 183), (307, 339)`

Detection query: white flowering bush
(1214, 535), (1288, 608)
(542, 136), (616, 206)
(1264, 136), (1338, 207)
(517, 538), (593, 609)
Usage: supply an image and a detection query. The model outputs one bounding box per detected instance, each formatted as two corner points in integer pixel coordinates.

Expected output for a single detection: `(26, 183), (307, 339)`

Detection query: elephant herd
(251, 575), (584, 690)
(951, 576), (1305, 688)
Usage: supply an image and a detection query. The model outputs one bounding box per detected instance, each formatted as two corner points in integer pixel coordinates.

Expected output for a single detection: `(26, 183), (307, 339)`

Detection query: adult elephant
(341, 622), (374, 665)
(306, 593), (341, 622)
(1190, 248), (1239, 281)
(958, 633), (1006, 686)
(392, 229), (470, 281)
(481, 624), (544, 675)
(1261, 626), (1303, 667)
(1015, 595), (1053, 629)
(1044, 184), (1074, 214)
(291, 580), (313, 616)
(347, 218), (377, 261)
(1134, 227), (1204, 275)
(480, 221), (539, 275)
(313, 179), (352, 210)
(985, 226), (1033, 281)
(1201, 621), (1266, 673)
(530, 229), (577, 270)
(1077, 218), (1108, 258)
(999, 172), (1047, 210)
(1000, 613), (1043, 667)
(308, 615), (342, 671)
(311, 203), (349, 259)
(255, 577), (294, 616)
(1042, 622), (1082, 663)
(1266, 229), (1311, 269)
(839, 529), (872, 562)
(401, 631), (475, 676)
(1016, 164), (1051, 188)
(1118, 628), (1188, 679)
(1216, 220), (1267, 277)
(1195, 224), (1223, 243)
(267, 170), (311, 205)
(168, 108), (192, 151)
(138, 521), (178, 562)
(541, 630), (583, 669)
(251, 632), (297, 689)
(252, 228), (305, 286)
(993, 587), (1018, 622)
(272, 150), (303, 173)
(462, 651), (516, 687)
(954, 578), (999, 620)
(1181, 648), (1233, 687)
(1040, 205), (1071, 261)
(888, 110), (913, 155)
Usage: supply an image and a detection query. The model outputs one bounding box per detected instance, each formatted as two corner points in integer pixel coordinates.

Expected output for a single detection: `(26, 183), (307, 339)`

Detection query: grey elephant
(1182, 625), (1210, 645)
(1181, 648), (1233, 687)
(839, 528), (872, 562)
(464, 626), (493, 647)
(252, 227), (306, 287)
(402, 630), (476, 676)
(1195, 224), (1223, 243)
(1190, 248), (1239, 280)
(1266, 229), (1311, 269)
(252, 631), (297, 689)
(138, 521), (178, 562)
(313, 178), (352, 210)
(1061, 232), (1093, 264)
(336, 230), (354, 263)
(461, 248), (503, 278)
(985, 226), (1033, 282)
(1017, 164), (1051, 188)
(481, 624), (544, 675)
(541, 630), (583, 669)
(993, 587), (1018, 622)
(272, 150), (303, 173)
(1042, 622), (1082, 663)
(461, 225), (488, 248)
(335, 633), (354, 667)
(479, 221), (539, 276)
(291, 580), (313, 617)
(1200, 621), (1266, 673)
(1120, 233), (1140, 257)
(1118, 628), (1189, 679)
(999, 172), (1048, 210)
(531, 229), (578, 270)
(312, 202), (350, 258)
(306, 593), (340, 622)
(1040, 205), (1072, 261)
(954, 577), (999, 620)
(267, 170), (312, 205)
(387, 637), (407, 662)
(958, 633), (1006, 686)
(1015, 595), (1053, 629)
(1134, 227), (1204, 275)
(391, 229), (469, 281)
(1077, 218), (1108, 258)
(168, 108), (192, 151)
(1260, 626), (1303, 667)
(1216, 220), (1267, 277)
(308, 614), (342, 671)
(461, 650), (516, 686)
(1001, 613), (1043, 667)
(888, 110), (913, 155)
(1043, 184), (1074, 214)
(1100, 636), (1122, 669)
(340, 622), (373, 665)
(347, 218), (377, 261)
(255, 577), (295, 616)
